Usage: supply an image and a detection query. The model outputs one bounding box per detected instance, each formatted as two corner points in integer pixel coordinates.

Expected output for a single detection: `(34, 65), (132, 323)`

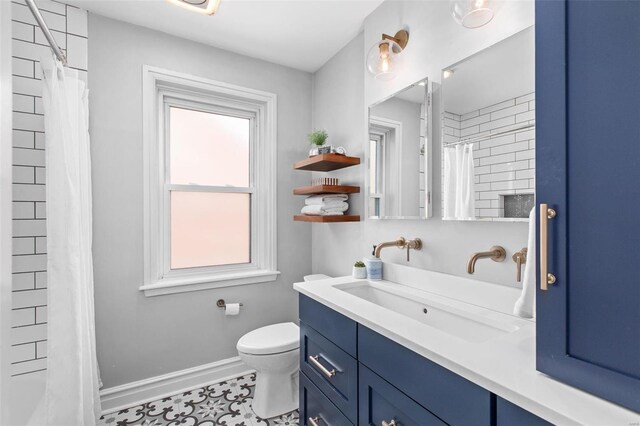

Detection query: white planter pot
(352, 266), (367, 279)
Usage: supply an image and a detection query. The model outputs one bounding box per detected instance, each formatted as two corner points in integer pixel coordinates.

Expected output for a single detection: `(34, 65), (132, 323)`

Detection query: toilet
(237, 274), (330, 418)
(237, 322), (299, 418)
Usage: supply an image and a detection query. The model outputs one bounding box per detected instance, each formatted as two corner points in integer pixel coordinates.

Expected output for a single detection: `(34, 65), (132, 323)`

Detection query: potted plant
(352, 261), (367, 279)
(307, 129), (329, 156)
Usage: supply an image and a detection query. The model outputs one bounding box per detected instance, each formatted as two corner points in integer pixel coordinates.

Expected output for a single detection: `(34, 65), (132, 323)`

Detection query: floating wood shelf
(293, 185), (360, 196)
(294, 154), (361, 172)
(294, 215), (360, 223)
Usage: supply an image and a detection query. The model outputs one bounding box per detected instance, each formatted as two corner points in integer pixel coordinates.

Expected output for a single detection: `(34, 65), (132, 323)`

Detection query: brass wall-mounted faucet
(373, 237), (422, 261)
(512, 247), (528, 282)
(467, 246), (506, 274)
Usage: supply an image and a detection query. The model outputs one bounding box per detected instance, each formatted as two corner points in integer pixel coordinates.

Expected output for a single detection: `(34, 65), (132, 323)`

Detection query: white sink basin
(335, 281), (519, 343)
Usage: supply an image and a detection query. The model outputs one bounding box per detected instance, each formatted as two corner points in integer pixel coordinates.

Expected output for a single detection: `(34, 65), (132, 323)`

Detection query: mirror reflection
(368, 79), (431, 219)
(441, 27), (535, 221)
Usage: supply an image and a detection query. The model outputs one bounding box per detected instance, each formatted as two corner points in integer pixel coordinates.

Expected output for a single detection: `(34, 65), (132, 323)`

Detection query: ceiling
(63, 0), (384, 72)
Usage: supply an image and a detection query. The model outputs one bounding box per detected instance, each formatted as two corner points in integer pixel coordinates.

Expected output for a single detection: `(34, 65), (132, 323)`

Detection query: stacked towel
(304, 194), (348, 205)
(302, 194), (349, 216)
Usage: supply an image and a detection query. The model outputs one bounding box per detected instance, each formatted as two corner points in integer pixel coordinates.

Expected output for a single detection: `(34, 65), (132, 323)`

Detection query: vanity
(293, 0), (640, 423)
(294, 268), (639, 425)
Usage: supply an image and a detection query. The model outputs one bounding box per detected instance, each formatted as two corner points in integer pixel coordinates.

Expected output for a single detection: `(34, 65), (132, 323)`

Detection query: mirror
(368, 78), (432, 219)
(441, 27), (535, 221)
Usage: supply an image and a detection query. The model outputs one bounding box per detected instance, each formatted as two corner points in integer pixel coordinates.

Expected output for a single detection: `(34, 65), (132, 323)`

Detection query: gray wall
(88, 15), (312, 388)
(311, 1), (534, 287)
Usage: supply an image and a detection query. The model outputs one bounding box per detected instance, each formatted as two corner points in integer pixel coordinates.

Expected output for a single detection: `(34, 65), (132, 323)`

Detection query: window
(141, 66), (278, 296)
(369, 133), (385, 217)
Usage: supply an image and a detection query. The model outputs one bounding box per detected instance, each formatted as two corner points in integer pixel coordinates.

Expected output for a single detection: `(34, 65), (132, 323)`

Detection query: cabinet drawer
(301, 321), (358, 423)
(496, 397), (552, 426)
(359, 365), (446, 426)
(300, 372), (353, 426)
(358, 325), (492, 426)
(300, 294), (357, 357)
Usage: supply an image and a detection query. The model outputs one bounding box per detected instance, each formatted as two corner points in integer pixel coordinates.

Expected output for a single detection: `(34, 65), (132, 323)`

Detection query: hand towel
(305, 194), (349, 206)
(301, 203), (348, 216)
(514, 207), (536, 318)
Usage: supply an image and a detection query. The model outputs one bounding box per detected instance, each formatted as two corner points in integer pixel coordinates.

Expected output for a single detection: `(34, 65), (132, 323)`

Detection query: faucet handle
(404, 238), (422, 262)
(512, 247), (528, 282)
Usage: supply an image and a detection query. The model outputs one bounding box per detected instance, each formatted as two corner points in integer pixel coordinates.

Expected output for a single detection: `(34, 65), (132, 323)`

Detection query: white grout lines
(443, 92), (536, 219)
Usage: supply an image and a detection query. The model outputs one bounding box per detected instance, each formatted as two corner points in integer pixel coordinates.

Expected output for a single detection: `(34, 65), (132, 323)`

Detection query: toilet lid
(237, 322), (299, 355)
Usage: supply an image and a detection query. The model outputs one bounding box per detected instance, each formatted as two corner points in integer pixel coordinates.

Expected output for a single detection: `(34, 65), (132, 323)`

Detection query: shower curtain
(29, 56), (101, 425)
(443, 143), (476, 220)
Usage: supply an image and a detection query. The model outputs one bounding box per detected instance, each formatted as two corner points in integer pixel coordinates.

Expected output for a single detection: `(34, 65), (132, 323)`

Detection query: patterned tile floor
(98, 373), (299, 426)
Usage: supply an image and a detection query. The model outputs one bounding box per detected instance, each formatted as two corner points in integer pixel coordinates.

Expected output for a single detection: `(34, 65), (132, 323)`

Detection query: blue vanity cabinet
(299, 294), (553, 425)
(300, 322), (358, 423)
(299, 294), (357, 357)
(300, 372), (353, 426)
(358, 326), (492, 426)
(536, 0), (640, 413)
(299, 295), (358, 424)
(359, 365), (447, 426)
(496, 397), (551, 426)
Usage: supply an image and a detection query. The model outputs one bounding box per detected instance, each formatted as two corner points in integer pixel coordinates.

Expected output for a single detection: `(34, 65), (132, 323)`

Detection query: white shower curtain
(29, 56), (101, 425)
(443, 143), (476, 220)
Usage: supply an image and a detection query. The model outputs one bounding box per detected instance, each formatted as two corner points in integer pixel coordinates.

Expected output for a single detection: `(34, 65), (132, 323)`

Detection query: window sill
(139, 269), (281, 297)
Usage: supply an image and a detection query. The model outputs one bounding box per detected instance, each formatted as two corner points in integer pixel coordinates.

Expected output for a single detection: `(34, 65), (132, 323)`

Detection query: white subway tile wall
(443, 93), (535, 219)
(10, 0), (88, 376)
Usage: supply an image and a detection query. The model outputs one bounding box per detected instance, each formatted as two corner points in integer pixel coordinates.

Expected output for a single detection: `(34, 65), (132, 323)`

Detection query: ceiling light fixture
(451, 0), (495, 28)
(366, 29), (409, 81)
(166, 0), (222, 16)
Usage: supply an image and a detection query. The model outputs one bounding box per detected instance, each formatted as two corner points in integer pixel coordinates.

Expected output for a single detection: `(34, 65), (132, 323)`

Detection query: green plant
(307, 129), (328, 146)
(354, 261), (365, 268)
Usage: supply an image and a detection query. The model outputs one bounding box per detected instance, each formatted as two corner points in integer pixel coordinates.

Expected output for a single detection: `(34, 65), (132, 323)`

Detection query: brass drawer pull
(309, 416), (322, 426)
(540, 203), (557, 291)
(308, 354), (337, 378)
(382, 420), (397, 426)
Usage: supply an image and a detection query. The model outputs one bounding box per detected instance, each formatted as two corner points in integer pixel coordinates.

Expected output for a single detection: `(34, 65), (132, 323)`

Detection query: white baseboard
(100, 356), (253, 415)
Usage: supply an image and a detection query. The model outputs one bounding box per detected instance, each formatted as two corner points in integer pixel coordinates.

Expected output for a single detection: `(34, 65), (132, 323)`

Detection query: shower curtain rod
(25, 0), (68, 66)
(443, 123), (535, 147)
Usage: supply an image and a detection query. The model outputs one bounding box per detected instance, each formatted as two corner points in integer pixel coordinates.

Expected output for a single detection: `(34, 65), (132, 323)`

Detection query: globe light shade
(366, 39), (403, 81)
(451, 0), (495, 29)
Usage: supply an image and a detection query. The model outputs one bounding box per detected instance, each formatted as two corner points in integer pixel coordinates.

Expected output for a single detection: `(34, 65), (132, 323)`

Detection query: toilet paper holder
(216, 299), (244, 308)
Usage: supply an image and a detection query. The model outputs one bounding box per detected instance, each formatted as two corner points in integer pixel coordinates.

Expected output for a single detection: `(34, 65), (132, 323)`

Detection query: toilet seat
(237, 322), (299, 355)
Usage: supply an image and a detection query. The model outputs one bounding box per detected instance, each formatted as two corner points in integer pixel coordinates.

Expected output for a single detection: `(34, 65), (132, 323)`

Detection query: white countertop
(293, 264), (640, 426)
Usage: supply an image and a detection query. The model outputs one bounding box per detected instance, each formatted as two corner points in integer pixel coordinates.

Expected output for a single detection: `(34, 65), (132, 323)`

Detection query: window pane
(170, 192), (250, 269)
(169, 107), (250, 187)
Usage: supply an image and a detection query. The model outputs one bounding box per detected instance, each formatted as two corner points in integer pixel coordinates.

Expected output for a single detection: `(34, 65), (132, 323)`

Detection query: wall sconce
(366, 30), (409, 81)
(451, 0), (494, 28)
(166, 0), (222, 15)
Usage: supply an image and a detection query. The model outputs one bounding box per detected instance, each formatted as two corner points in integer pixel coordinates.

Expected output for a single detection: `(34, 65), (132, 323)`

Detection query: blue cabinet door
(359, 365), (446, 426)
(496, 397), (551, 426)
(536, 0), (640, 412)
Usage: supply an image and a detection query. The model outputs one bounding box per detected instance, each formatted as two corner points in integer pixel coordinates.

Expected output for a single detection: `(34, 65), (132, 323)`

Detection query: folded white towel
(514, 207), (536, 318)
(301, 203), (348, 216)
(305, 194), (348, 206)
(305, 200), (346, 209)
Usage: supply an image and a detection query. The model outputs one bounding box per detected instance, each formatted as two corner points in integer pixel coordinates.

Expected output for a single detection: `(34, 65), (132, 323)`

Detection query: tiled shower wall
(443, 92), (535, 219)
(10, 0), (87, 377)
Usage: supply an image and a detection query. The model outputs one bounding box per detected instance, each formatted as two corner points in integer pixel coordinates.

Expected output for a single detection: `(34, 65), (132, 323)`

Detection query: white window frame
(141, 66), (279, 297)
(369, 116), (402, 218)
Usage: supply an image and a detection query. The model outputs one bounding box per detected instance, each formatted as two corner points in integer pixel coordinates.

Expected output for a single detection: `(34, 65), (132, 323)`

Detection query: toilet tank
(303, 274), (331, 282)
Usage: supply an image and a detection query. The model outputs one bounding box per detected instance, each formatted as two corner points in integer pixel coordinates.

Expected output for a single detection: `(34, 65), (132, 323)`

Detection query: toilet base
(251, 369), (299, 419)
